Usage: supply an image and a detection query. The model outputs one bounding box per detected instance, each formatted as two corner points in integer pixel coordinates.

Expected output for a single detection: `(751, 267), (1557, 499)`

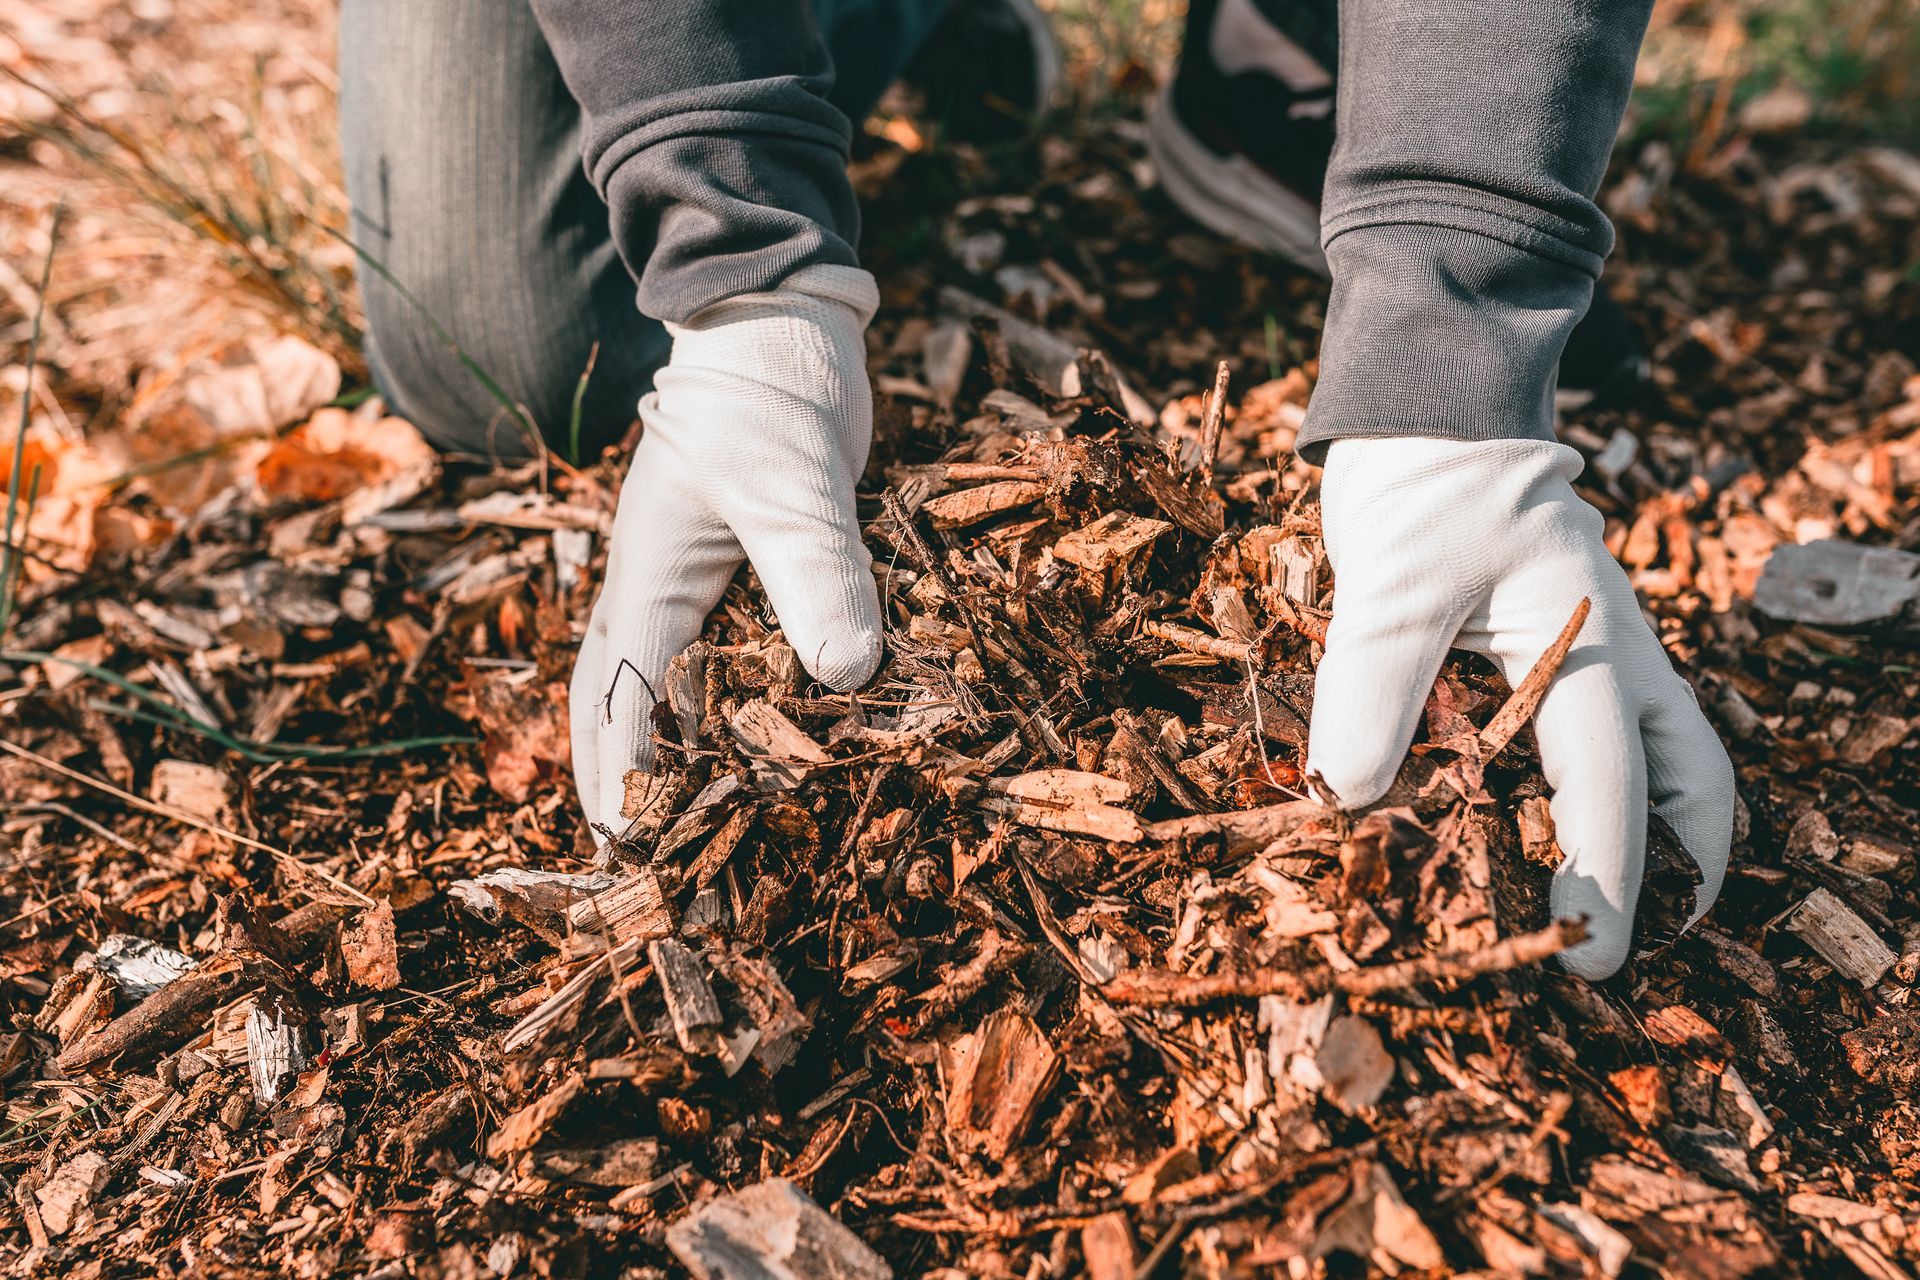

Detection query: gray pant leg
(339, 0), (667, 459)
(339, 0), (952, 460)
(1294, 0), (1653, 459)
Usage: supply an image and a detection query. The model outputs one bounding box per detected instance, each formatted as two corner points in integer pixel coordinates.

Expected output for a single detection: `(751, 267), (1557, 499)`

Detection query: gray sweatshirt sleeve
(1295, 0), (1654, 460)
(525, 0), (862, 325)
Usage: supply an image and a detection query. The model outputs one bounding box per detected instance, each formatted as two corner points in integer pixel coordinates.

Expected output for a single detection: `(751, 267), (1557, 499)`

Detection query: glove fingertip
(1551, 868), (1634, 980)
(803, 623), (885, 692)
(1555, 929), (1631, 981)
(1303, 752), (1399, 811)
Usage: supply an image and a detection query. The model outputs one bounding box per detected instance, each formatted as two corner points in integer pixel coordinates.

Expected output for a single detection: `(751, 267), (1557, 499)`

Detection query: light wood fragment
(667, 1177), (892, 1280)
(567, 870), (674, 953)
(649, 938), (723, 1056)
(941, 1009), (1061, 1157)
(1272, 535), (1321, 605)
(487, 1073), (585, 1159)
(340, 901), (400, 991)
(35, 1151), (110, 1237)
(1754, 539), (1920, 627)
(1081, 1212), (1136, 1280)
(728, 699), (830, 790)
(149, 759), (231, 822)
(1787, 887), (1897, 985)
(922, 480), (1047, 529)
(1052, 510), (1172, 572)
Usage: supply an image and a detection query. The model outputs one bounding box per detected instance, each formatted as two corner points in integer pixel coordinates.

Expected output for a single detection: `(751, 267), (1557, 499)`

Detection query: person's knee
(358, 263), (665, 460)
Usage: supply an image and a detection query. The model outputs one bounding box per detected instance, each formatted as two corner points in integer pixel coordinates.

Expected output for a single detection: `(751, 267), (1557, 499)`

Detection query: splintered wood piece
(1787, 887), (1897, 986)
(1516, 795), (1559, 865)
(245, 999), (306, 1105)
(1052, 510), (1173, 572)
(1609, 1064), (1672, 1129)
(1209, 586), (1258, 645)
(1103, 918), (1588, 1005)
(339, 901), (400, 991)
(922, 480), (1047, 529)
(729, 699), (830, 790)
(620, 769), (680, 831)
(657, 774), (746, 859)
(1141, 619), (1250, 663)
(1753, 539), (1920, 627)
(1272, 535), (1321, 605)
(1081, 1212), (1137, 1280)
(1144, 800), (1326, 856)
(530, 1137), (664, 1188)
(685, 803), (757, 893)
(667, 1177), (892, 1280)
(1641, 1004), (1733, 1073)
(663, 642), (712, 748)
(35, 1151), (110, 1237)
(1196, 359), (1230, 479)
(448, 868), (621, 928)
(1480, 597), (1590, 757)
(941, 1008), (1061, 1158)
(487, 1073), (586, 1160)
(567, 870), (674, 952)
(648, 938), (724, 1056)
(502, 940), (643, 1054)
(1716, 1066), (1774, 1149)
(983, 769), (1143, 843)
(989, 768), (1132, 806)
(43, 972), (111, 1047)
(713, 952), (810, 1074)
(149, 759), (231, 822)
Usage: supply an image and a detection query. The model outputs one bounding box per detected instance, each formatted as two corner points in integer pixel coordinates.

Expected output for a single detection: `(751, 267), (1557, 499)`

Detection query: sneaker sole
(1147, 84), (1328, 277)
(1003, 0), (1063, 113)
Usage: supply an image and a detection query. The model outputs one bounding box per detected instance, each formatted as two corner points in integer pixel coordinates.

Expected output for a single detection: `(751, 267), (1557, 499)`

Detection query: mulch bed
(3, 90), (1920, 1280)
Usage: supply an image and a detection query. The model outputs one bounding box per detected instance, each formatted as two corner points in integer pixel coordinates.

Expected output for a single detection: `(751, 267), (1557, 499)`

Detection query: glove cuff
(678, 264), (879, 332)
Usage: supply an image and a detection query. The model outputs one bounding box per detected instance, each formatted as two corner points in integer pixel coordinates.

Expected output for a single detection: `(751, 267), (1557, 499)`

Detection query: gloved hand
(570, 265), (885, 840)
(1305, 437), (1735, 978)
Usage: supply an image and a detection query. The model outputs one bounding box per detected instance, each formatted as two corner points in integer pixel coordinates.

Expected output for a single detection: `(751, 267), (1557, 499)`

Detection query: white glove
(1306, 437), (1735, 978)
(570, 265), (885, 839)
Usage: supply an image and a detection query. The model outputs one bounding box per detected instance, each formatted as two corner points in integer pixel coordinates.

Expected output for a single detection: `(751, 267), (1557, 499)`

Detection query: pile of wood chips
(6, 90), (1920, 1280)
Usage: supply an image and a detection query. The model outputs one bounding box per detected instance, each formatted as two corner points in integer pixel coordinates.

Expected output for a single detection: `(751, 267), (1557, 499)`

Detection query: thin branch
(1100, 917), (1589, 1006)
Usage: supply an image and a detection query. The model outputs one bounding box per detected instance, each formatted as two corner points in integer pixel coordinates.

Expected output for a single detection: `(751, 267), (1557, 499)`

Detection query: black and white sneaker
(1149, 0), (1648, 409)
(903, 0), (1062, 142)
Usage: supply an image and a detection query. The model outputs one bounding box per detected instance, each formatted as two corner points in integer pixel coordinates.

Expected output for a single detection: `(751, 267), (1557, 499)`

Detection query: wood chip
(148, 759), (231, 822)
(1081, 1211), (1136, 1280)
(1307, 1015), (1395, 1114)
(339, 901), (400, 991)
(941, 1009), (1061, 1158)
(1754, 539), (1920, 627)
(649, 938), (723, 1056)
(566, 870), (674, 953)
(1052, 511), (1172, 572)
(666, 1177), (891, 1280)
(1786, 887), (1897, 985)
(983, 769), (1143, 842)
(487, 1073), (586, 1160)
(922, 480), (1047, 529)
(729, 699), (831, 790)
